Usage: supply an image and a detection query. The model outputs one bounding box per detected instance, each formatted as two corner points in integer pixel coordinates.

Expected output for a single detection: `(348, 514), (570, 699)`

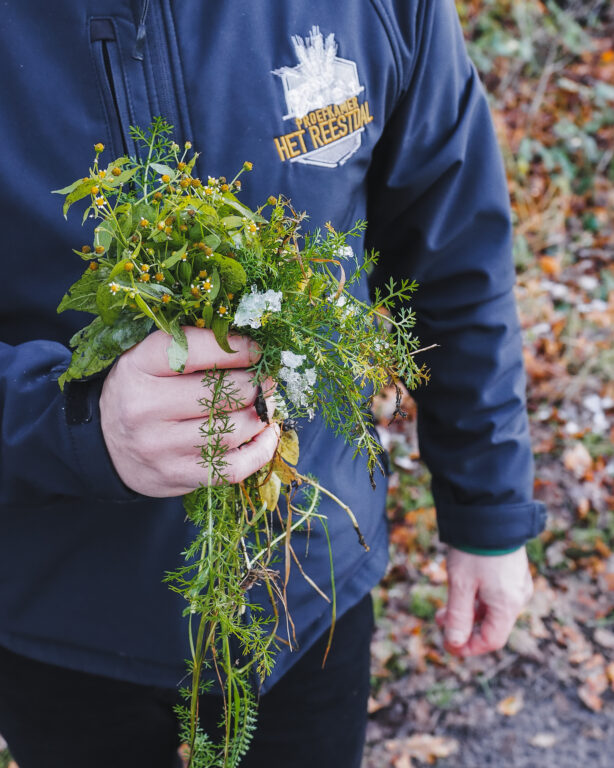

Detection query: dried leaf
(508, 627), (544, 662)
(496, 692), (524, 716)
(529, 732), (556, 748)
(593, 628), (614, 650)
(385, 734), (458, 762)
(272, 455), (297, 485)
(563, 442), (593, 479)
(279, 429), (299, 465)
(578, 683), (603, 712)
(259, 471), (281, 511)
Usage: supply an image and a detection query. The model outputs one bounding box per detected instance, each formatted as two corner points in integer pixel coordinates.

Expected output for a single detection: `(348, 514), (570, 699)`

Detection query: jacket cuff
(453, 545), (521, 556)
(64, 373), (140, 503)
(436, 501), (546, 550)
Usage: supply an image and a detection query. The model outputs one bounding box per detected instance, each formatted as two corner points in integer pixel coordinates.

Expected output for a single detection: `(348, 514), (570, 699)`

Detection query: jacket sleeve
(366, 0), (546, 550)
(0, 339), (137, 506)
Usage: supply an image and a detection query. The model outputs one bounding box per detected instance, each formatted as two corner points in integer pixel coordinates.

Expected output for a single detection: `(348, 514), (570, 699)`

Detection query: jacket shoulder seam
(367, 0), (402, 98)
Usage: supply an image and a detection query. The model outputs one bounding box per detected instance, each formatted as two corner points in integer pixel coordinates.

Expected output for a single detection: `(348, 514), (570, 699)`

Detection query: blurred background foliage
(367, 2), (614, 764)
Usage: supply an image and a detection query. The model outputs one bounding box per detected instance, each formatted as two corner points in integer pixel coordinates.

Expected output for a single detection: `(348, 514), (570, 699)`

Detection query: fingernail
(262, 377), (277, 395)
(446, 630), (466, 646)
(248, 342), (262, 364)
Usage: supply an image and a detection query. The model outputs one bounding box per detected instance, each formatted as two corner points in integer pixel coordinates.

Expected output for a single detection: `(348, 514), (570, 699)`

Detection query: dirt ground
(363, 657), (614, 768)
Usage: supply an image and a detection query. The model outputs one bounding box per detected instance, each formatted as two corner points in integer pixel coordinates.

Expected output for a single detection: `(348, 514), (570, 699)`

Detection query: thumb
(444, 578), (477, 648)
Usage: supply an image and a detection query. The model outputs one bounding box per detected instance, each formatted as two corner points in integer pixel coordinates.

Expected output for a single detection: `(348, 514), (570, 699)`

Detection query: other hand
(436, 546), (533, 657)
(100, 327), (279, 497)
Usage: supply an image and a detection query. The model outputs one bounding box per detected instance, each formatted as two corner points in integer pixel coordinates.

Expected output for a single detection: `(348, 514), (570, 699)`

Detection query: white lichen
(233, 286), (283, 329)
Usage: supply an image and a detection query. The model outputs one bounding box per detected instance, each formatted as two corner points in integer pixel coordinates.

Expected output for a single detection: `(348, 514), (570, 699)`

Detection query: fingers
(460, 603), (518, 657)
(148, 370), (275, 421)
(443, 577), (478, 652)
(131, 328), (261, 376)
(224, 422), (281, 485)
(154, 402), (276, 456)
(113, 418), (280, 498)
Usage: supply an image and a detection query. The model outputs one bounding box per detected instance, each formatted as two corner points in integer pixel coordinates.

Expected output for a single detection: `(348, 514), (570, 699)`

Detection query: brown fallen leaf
(578, 683), (603, 712)
(392, 754), (413, 768)
(508, 626), (545, 662)
(529, 732), (557, 749)
(385, 734), (459, 763)
(367, 689), (393, 714)
(593, 628), (614, 650)
(497, 692), (524, 717)
(563, 442), (593, 479)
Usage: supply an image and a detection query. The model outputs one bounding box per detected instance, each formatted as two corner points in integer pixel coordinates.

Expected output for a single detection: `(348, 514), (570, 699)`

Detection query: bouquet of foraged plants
(54, 118), (429, 768)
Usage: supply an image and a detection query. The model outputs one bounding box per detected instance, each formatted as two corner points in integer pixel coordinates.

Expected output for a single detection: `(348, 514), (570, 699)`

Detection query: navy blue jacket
(0, 0), (545, 689)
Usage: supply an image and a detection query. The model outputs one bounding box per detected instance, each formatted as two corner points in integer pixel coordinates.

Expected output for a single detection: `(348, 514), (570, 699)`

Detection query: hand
(100, 327), (279, 497)
(436, 546), (533, 657)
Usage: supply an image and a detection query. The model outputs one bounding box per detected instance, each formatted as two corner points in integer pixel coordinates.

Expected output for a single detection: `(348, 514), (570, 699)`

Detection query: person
(0, 1), (546, 766)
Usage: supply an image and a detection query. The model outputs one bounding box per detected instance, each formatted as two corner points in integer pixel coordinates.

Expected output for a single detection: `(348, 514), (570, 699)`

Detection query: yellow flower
(94, 142), (104, 153)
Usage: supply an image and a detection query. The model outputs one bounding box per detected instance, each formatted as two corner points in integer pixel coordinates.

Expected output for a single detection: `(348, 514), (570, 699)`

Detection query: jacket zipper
(146, 0), (188, 142)
(90, 17), (135, 158)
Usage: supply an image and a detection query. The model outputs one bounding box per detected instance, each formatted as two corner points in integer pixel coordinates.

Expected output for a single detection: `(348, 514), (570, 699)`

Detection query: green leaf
(106, 166), (139, 187)
(178, 260), (192, 285)
(109, 259), (131, 280)
(117, 206), (134, 240)
(138, 282), (172, 301)
(150, 162), (176, 177)
(161, 242), (188, 268)
(206, 266), (220, 302)
(167, 320), (189, 373)
(94, 223), (114, 253)
(203, 233), (221, 250)
(96, 281), (122, 325)
(52, 178), (88, 195)
(222, 193), (267, 223)
(57, 268), (105, 315)
(201, 303), (214, 328)
(134, 293), (171, 334)
(62, 180), (97, 217)
(59, 314), (153, 388)
(103, 157), (129, 174)
(81, 204), (94, 224)
(211, 314), (235, 354)
(222, 215), (244, 230)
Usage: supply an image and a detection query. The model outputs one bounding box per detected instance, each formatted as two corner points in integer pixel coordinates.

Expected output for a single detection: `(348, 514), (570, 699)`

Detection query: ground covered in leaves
(363, 2), (614, 766)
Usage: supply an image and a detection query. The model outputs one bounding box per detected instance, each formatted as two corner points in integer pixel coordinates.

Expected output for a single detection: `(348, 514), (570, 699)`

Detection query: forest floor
(363, 5), (614, 765)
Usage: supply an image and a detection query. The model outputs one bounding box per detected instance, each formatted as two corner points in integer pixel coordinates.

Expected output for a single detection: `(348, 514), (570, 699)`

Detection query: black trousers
(0, 594), (373, 768)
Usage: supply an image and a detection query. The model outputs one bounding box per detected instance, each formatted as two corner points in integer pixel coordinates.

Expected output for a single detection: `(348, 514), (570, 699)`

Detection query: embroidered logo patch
(272, 26), (373, 168)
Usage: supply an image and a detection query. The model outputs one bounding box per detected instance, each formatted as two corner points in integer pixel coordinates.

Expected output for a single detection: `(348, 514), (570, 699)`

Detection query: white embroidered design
(272, 26), (373, 168)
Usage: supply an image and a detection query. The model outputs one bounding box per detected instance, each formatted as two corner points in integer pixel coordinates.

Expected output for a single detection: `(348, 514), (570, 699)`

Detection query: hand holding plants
(54, 118), (427, 767)
(100, 327), (279, 497)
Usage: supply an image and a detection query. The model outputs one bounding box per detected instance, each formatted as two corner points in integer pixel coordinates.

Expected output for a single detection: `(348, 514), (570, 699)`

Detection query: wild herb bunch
(54, 118), (428, 767)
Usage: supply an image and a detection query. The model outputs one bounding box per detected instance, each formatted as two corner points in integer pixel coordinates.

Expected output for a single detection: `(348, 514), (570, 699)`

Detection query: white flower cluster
(233, 286), (283, 329)
(279, 351), (317, 414)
